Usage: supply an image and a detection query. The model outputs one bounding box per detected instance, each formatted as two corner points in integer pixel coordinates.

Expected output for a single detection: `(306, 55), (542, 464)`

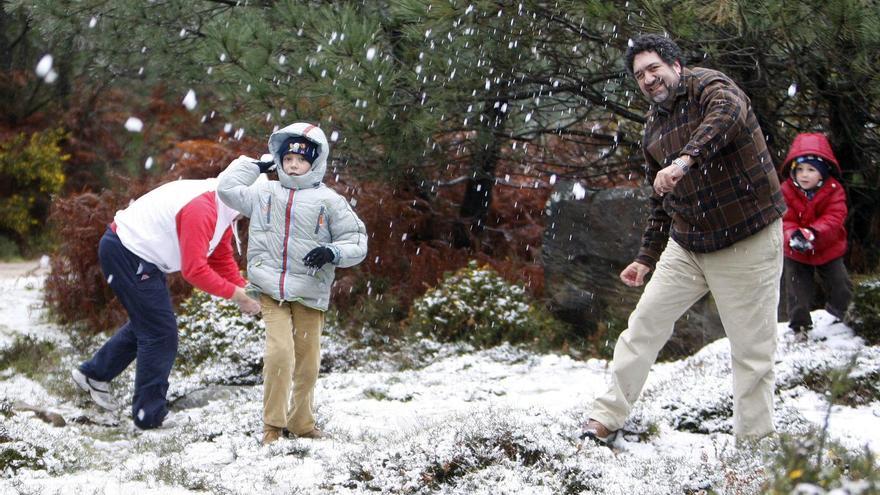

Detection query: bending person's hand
(619, 261), (652, 287)
(232, 286), (261, 315)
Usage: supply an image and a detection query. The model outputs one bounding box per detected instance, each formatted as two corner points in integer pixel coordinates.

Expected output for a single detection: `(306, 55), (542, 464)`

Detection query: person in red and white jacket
(780, 132), (852, 335)
(71, 178), (260, 429)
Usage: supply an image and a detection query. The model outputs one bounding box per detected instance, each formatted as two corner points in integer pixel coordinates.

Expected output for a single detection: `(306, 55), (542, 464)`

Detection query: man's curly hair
(624, 34), (683, 76)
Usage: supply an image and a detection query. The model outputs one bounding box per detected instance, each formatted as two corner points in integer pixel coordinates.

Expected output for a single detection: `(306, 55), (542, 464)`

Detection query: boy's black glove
(253, 153), (276, 173)
(303, 246), (334, 269)
(789, 230), (814, 253)
(256, 160), (276, 173)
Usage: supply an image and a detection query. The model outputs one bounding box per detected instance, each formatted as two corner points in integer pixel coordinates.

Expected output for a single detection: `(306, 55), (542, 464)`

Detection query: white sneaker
(71, 368), (118, 411)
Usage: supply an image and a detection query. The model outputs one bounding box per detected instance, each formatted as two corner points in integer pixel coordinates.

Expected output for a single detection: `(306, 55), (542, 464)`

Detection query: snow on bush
(332, 409), (742, 494)
(177, 290), (264, 385)
(175, 290), (390, 387)
(408, 261), (567, 348)
(764, 428), (880, 493)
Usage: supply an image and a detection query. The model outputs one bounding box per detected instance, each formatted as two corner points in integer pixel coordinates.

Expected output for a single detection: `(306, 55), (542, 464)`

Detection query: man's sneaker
(579, 419), (618, 447)
(71, 368), (118, 411)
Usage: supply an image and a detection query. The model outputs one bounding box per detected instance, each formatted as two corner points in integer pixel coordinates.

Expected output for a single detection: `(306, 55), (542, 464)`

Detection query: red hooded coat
(780, 133), (848, 265)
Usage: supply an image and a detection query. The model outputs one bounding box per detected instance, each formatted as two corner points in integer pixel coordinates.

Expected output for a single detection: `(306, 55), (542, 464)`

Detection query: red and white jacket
(113, 179), (245, 298)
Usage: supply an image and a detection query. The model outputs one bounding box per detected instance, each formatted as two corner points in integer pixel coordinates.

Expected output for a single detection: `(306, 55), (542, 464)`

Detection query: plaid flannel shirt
(635, 67), (786, 268)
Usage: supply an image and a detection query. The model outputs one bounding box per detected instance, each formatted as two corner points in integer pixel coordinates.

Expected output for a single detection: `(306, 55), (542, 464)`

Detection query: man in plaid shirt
(582, 34), (787, 444)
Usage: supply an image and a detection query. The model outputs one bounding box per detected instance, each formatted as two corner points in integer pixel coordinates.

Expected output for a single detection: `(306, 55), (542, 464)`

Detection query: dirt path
(0, 259), (49, 279)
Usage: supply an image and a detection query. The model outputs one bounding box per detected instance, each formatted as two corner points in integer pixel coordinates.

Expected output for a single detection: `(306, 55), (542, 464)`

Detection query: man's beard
(647, 80), (670, 103)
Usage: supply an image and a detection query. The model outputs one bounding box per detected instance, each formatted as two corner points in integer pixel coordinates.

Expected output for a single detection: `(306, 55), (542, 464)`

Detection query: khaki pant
(260, 294), (324, 435)
(591, 219), (783, 438)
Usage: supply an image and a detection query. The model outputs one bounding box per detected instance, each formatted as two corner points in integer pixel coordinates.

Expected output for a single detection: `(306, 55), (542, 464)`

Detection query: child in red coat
(781, 133), (852, 334)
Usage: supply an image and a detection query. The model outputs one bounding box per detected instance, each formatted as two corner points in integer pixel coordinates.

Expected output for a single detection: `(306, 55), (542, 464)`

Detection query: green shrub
(764, 358), (880, 493)
(331, 276), (407, 347)
(176, 290), (264, 383)
(176, 289), (392, 379)
(408, 261), (570, 349)
(0, 335), (58, 379)
(0, 129), (68, 250)
(847, 278), (880, 345)
(0, 442), (48, 474)
(799, 368), (880, 407)
(763, 433), (879, 494)
(0, 235), (20, 260)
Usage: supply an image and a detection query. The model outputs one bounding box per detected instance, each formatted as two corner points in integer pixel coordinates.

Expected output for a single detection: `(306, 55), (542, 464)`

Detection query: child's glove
(303, 246), (334, 269)
(254, 153), (276, 173)
(789, 229), (814, 253)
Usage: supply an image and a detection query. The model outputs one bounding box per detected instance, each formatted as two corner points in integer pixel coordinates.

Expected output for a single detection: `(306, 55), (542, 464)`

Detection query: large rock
(542, 182), (725, 360)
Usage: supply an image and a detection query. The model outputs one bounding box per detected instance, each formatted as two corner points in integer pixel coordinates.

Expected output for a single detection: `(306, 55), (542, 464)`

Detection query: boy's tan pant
(260, 295), (324, 436)
(591, 219), (783, 438)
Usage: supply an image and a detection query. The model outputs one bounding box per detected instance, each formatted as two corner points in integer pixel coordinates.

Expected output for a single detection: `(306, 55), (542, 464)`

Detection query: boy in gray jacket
(219, 122), (367, 444)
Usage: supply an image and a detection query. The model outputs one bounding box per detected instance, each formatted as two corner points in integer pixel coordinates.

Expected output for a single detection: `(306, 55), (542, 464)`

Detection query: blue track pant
(79, 229), (178, 429)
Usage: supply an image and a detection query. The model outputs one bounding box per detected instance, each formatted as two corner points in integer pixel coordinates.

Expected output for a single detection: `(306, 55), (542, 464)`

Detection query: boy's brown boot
(296, 428), (327, 439)
(262, 426), (284, 445)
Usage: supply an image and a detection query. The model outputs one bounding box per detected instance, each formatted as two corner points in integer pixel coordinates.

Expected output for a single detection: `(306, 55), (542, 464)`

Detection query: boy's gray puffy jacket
(218, 122), (367, 310)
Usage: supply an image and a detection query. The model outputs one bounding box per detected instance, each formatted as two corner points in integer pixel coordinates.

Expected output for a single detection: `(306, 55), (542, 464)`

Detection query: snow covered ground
(1, 267), (878, 494)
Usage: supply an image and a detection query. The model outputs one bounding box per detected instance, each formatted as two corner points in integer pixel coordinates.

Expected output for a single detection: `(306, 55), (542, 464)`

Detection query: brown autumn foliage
(328, 176), (549, 316)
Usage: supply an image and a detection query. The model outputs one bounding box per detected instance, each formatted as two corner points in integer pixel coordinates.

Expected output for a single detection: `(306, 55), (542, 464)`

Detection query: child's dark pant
(784, 256), (852, 329)
(79, 229), (178, 429)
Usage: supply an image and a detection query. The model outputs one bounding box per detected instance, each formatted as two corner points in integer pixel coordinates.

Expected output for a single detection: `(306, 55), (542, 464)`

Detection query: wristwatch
(672, 157), (690, 174)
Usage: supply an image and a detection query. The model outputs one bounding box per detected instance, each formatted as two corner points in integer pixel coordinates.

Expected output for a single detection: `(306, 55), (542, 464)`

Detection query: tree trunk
(0, 2), (12, 71)
(453, 100), (508, 249)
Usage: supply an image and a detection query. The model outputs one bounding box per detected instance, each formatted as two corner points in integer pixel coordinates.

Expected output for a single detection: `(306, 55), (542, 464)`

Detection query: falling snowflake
(330, 131), (339, 142)
(124, 117), (144, 132)
(366, 47), (377, 61)
(549, 174), (557, 185)
(88, 17), (98, 28)
(182, 89), (197, 110)
(35, 55), (53, 77)
(787, 83), (798, 97)
(572, 183), (586, 200)
(145, 157), (154, 170)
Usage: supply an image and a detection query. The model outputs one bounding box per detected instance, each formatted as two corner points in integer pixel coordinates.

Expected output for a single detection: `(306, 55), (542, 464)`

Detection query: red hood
(781, 132), (841, 176)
